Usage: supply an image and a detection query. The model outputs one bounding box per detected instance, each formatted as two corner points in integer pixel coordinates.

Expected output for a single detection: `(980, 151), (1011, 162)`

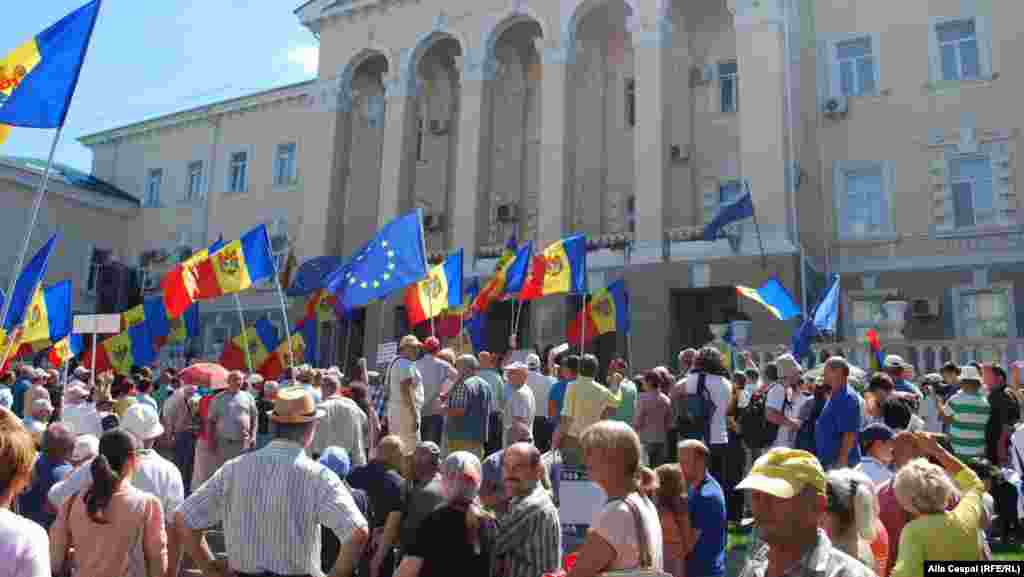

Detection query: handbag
(599, 495), (671, 577)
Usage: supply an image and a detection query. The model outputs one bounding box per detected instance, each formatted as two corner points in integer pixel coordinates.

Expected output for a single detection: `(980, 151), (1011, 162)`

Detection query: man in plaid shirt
(443, 354), (491, 458)
(369, 368), (391, 434)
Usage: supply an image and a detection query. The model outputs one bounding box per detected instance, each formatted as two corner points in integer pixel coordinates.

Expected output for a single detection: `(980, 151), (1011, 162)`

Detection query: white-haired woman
(569, 420), (664, 577)
(891, 433), (988, 577)
(394, 451), (496, 577)
(823, 468), (882, 573)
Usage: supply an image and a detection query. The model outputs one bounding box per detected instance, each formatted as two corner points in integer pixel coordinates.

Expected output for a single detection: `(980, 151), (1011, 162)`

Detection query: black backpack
(740, 383), (786, 450)
(673, 373), (716, 443)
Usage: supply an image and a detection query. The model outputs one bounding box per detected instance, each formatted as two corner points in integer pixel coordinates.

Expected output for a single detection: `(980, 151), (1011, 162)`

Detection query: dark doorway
(337, 309), (366, 373)
(671, 288), (739, 352)
(483, 300), (531, 355)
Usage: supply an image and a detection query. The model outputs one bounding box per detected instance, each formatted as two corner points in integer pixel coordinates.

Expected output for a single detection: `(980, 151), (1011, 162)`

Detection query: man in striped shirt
(942, 365), (990, 459)
(492, 442), (562, 577)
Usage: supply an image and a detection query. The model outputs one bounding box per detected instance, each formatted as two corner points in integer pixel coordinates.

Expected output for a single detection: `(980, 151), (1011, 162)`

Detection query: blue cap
(319, 446), (352, 480)
(860, 423), (895, 447)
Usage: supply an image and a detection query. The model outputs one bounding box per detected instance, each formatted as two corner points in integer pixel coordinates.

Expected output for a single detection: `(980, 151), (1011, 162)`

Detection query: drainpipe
(782, 0), (805, 314)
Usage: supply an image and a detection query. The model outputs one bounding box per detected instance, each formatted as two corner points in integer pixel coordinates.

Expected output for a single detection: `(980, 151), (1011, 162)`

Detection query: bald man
(494, 442), (561, 577)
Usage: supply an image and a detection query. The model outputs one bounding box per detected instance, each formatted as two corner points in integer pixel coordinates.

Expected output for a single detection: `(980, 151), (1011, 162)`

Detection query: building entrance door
(671, 288), (738, 354)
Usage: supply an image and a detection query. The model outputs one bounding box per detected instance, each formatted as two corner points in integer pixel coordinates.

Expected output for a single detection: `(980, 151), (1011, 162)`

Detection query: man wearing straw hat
(177, 386), (369, 577)
(388, 335), (425, 454)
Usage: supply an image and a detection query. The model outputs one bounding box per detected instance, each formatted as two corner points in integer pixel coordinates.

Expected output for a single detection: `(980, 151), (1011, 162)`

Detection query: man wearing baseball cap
(415, 335), (456, 446)
(941, 365), (990, 459)
(736, 448), (875, 577)
(883, 355), (923, 397)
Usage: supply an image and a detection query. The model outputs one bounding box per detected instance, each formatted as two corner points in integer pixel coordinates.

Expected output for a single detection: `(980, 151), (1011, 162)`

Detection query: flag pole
(90, 334), (98, 390)
(0, 127), (64, 355)
(426, 287), (436, 337)
(342, 316), (353, 372)
(579, 294), (587, 356)
(747, 180), (768, 271)
(266, 229), (295, 371)
(232, 294), (253, 373)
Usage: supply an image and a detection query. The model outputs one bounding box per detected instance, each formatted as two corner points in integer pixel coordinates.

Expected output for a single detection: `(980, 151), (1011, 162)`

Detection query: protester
(0, 408), (51, 576)
(480, 423), (553, 513)
(62, 382), (102, 437)
(823, 468), (880, 571)
(18, 423), (74, 530)
(318, 446), (372, 575)
(191, 380), (225, 489)
(348, 435), (407, 577)
(607, 358), (638, 425)
(23, 398), (54, 445)
(678, 439), (726, 577)
(883, 355), (922, 397)
(863, 373), (896, 427)
(526, 353), (555, 452)
(111, 376), (138, 418)
(51, 428), (168, 577)
(655, 463), (692, 577)
(940, 362), (961, 400)
(51, 403), (186, 577)
(445, 354), (491, 458)
(24, 369), (52, 418)
(394, 451), (497, 577)
(389, 335), (425, 454)
(176, 386), (369, 577)
(547, 354), (578, 425)
(918, 373), (946, 434)
(70, 434), (99, 468)
(891, 433), (989, 576)
(493, 441), (562, 577)
(737, 448), (874, 577)
(942, 365), (990, 459)
(558, 354), (621, 467)
(569, 420), (663, 576)
(161, 380), (199, 494)
(984, 364), (1019, 465)
(209, 369), (257, 467)
(399, 442), (446, 554)
(503, 362), (536, 448)
(134, 368), (158, 411)
(416, 336), (456, 446)
(815, 357), (863, 469)
(312, 372), (369, 466)
(478, 351), (507, 456)
(856, 423), (895, 486)
(11, 365), (33, 418)
(767, 358), (802, 448)
(634, 370), (673, 467)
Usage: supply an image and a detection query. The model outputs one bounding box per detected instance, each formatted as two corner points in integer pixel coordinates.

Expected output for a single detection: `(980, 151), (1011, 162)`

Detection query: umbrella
(179, 362), (229, 390)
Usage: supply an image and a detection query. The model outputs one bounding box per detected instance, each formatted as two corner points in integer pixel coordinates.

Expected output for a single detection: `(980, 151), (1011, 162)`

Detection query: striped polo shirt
(945, 390), (990, 457)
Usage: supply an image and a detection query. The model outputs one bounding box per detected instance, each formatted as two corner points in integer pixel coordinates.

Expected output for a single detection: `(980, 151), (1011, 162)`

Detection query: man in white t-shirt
(415, 336), (457, 446)
(684, 348), (733, 485)
(767, 357), (803, 448)
(388, 334), (425, 454)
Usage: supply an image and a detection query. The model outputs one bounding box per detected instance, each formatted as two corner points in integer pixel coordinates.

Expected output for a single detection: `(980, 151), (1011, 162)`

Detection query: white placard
(376, 341), (398, 367)
(73, 314), (121, 334)
(558, 467), (606, 526)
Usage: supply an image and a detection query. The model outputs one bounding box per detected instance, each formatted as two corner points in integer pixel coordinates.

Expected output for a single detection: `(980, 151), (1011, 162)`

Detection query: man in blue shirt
(445, 354), (491, 458)
(679, 439), (726, 577)
(11, 364), (32, 418)
(883, 354), (923, 397)
(547, 355), (578, 424)
(18, 423), (74, 529)
(815, 357), (863, 469)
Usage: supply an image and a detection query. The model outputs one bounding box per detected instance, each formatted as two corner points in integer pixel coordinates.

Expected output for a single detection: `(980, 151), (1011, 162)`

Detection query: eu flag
(287, 255), (345, 297)
(327, 210), (428, 312)
(703, 184), (754, 241)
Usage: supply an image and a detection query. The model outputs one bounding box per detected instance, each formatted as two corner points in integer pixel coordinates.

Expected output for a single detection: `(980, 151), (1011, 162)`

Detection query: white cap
(121, 403), (164, 440)
(959, 365), (983, 383)
(526, 353), (541, 370)
(72, 434), (100, 462)
(32, 398), (53, 413)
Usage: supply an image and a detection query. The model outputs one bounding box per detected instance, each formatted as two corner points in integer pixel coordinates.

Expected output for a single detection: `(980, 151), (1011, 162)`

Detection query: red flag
(865, 328), (883, 370)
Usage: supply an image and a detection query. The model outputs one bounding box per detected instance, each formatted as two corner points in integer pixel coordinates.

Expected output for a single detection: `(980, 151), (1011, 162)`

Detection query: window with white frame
(835, 162), (891, 238)
(269, 217), (290, 272)
(957, 285), (1011, 339)
(950, 154), (994, 228)
(273, 142), (297, 186)
(719, 61), (738, 113)
(145, 169), (162, 207)
(186, 161), (203, 201)
(937, 19), (980, 81)
(228, 151), (248, 193)
(849, 296), (885, 341)
(834, 36), (877, 97)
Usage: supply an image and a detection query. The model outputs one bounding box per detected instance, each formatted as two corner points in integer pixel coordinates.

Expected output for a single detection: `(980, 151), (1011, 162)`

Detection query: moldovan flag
(220, 319), (279, 372)
(2, 234), (58, 334)
(304, 289), (338, 324)
(121, 303), (145, 331)
(48, 334), (83, 367)
(161, 237), (225, 319)
(0, 1), (102, 145)
(89, 324), (153, 376)
(567, 279), (629, 343)
(192, 224), (276, 299)
(16, 280), (72, 346)
(260, 331), (307, 379)
(404, 249), (463, 326)
(471, 239), (532, 314)
(519, 234), (587, 301)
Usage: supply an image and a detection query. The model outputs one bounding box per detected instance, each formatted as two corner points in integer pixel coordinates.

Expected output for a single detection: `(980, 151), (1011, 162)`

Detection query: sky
(3, 0), (319, 174)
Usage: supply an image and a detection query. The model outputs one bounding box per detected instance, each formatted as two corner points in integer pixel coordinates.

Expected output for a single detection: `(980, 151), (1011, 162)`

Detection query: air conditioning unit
(423, 213), (446, 232)
(823, 95), (849, 118)
(910, 297), (940, 319)
(496, 203), (519, 223)
(428, 118), (449, 135)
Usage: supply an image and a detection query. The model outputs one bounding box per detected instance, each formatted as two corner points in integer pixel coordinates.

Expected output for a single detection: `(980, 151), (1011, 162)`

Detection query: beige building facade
(72, 0), (1024, 371)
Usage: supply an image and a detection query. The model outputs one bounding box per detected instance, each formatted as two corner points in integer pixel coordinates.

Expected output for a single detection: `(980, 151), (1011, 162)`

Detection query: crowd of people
(1, 333), (1022, 577)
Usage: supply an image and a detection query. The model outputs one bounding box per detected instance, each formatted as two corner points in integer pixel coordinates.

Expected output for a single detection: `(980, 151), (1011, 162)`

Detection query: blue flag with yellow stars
(327, 209), (428, 312)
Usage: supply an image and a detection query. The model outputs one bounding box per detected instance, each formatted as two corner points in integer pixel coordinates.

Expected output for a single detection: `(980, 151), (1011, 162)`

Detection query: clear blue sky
(3, 0), (319, 173)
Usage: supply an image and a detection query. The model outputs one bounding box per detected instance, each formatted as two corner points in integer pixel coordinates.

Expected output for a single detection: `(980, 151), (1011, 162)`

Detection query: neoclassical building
(74, 0), (1024, 371)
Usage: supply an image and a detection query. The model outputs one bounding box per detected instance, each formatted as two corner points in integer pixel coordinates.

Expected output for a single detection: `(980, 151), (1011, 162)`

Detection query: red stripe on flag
(161, 266), (194, 319)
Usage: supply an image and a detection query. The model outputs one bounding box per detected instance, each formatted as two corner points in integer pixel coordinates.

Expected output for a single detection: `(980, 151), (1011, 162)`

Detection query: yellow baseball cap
(736, 448), (826, 498)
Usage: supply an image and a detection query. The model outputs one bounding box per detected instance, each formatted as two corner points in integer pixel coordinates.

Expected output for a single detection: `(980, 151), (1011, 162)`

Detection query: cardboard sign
(73, 314), (121, 335)
(376, 341), (398, 367)
(558, 466), (607, 528)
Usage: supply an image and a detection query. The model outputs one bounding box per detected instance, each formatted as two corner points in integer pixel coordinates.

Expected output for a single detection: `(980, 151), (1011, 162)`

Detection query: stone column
(733, 0), (791, 239)
(451, 61), (486, 265)
(532, 36), (571, 347)
(631, 11), (670, 249)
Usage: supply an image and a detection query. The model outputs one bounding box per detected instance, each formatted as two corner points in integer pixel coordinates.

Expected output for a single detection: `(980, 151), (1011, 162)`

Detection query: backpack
(741, 383), (786, 450)
(795, 395), (826, 453)
(673, 373), (716, 443)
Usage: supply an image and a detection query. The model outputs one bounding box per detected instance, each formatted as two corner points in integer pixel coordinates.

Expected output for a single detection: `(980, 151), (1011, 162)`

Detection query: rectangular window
(274, 143), (297, 186)
(229, 151), (248, 193)
(145, 169), (162, 207)
(186, 161), (203, 201)
(625, 77), (636, 128)
(937, 19), (980, 81)
(719, 61), (738, 113)
(959, 287), (1010, 338)
(849, 297), (885, 341)
(835, 36), (876, 96)
(950, 155), (994, 228)
(415, 117), (426, 163)
(844, 168), (886, 236)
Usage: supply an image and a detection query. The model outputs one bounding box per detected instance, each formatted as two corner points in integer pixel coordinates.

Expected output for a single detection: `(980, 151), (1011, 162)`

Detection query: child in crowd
(655, 463), (691, 577)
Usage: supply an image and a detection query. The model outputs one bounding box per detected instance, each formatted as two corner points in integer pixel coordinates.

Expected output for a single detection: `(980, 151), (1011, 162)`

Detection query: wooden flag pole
(233, 294), (253, 373)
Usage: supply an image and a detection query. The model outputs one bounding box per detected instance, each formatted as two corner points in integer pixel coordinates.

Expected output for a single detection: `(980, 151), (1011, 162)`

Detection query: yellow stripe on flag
(103, 332), (134, 376)
(538, 241), (572, 296)
(0, 124), (11, 146)
(736, 285), (783, 320)
(590, 288), (618, 335)
(416, 262), (451, 321)
(211, 240), (253, 294)
(18, 288), (49, 345)
(0, 37), (42, 99)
